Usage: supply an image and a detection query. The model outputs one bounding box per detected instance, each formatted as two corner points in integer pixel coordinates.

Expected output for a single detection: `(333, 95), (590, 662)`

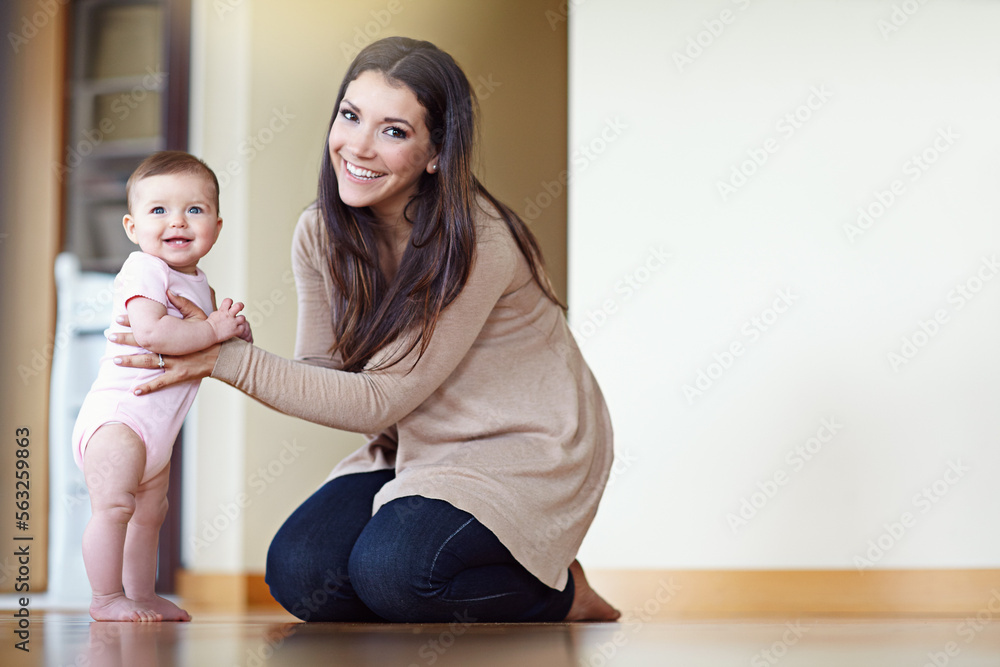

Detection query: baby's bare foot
(565, 560), (621, 622)
(134, 595), (191, 622)
(90, 593), (163, 622)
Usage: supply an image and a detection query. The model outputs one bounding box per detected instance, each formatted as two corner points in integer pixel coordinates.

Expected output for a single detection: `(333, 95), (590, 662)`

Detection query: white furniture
(47, 253), (116, 606)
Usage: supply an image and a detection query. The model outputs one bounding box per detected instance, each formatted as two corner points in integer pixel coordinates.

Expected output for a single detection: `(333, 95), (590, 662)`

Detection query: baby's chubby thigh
(110, 383), (190, 484)
(83, 424), (147, 511)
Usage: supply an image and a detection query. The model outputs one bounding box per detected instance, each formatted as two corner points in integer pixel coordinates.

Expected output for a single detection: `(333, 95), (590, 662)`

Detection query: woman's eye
(188, 206), (202, 214)
(385, 126), (407, 139)
(152, 206), (165, 214)
(340, 109), (358, 122)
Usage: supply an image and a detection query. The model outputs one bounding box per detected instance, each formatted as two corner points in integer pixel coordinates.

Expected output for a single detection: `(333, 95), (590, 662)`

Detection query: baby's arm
(126, 294), (249, 355)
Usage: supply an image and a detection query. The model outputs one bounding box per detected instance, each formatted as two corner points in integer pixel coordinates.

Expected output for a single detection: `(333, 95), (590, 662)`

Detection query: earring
(430, 164), (438, 173)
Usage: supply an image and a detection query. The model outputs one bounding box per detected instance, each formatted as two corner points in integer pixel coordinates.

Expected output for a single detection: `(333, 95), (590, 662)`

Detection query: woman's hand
(110, 291), (225, 395)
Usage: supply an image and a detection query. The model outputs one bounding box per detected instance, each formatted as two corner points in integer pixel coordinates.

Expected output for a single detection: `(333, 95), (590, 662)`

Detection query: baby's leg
(82, 424), (162, 622)
(122, 462), (191, 621)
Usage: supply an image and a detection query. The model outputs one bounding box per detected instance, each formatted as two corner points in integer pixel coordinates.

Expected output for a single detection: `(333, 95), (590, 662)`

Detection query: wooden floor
(5, 609), (1000, 667)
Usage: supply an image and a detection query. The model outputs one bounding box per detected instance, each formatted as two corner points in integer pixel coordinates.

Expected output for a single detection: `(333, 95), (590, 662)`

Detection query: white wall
(571, 0), (1000, 569)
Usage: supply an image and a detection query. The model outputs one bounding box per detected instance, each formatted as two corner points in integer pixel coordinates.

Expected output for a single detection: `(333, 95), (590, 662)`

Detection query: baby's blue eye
(188, 206), (202, 214)
(152, 206), (165, 214)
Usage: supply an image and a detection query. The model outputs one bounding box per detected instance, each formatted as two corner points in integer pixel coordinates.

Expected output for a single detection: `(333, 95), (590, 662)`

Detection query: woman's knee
(348, 537), (424, 622)
(265, 535), (356, 621)
(347, 496), (465, 621)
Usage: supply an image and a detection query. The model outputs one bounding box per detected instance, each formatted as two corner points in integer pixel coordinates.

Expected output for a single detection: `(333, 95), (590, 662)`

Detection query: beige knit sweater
(211, 203), (614, 589)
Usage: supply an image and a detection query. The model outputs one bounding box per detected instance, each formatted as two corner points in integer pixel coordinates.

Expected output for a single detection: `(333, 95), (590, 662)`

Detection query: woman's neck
(371, 216), (410, 283)
(372, 215), (410, 244)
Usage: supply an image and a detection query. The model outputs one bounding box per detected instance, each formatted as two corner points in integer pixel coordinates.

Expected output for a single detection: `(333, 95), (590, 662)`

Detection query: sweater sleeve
(211, 213), (518, 434)
(290, 207), (343, 370)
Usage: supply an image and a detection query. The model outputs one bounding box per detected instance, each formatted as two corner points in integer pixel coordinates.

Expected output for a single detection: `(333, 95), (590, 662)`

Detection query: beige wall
(187, 0), (568, 573)
(0, 0), (64, 591)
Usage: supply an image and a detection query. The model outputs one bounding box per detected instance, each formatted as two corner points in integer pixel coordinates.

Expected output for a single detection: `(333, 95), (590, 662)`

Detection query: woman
(117, 37), (619, 623)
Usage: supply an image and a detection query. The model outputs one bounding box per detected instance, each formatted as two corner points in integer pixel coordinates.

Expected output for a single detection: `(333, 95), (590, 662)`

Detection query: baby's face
(123, 173), (222, 275)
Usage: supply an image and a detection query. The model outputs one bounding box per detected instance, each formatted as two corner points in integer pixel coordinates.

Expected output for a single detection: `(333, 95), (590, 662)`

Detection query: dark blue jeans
(265, 469), (574, 622)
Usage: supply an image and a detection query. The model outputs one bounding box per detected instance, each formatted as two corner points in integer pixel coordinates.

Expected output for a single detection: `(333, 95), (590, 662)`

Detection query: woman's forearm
(211, 339), (413, 433)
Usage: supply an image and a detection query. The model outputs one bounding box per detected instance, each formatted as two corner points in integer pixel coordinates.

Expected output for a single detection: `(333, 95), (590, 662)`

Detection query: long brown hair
(318, 37), (562, 373)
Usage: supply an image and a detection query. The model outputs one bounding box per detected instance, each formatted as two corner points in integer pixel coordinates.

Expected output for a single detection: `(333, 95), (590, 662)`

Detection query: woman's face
(328, 70), (439, 224)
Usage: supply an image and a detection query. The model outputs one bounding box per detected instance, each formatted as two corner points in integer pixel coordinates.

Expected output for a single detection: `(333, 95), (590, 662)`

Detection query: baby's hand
(236, 318), (254, 344)
(207, 298), (249, 343)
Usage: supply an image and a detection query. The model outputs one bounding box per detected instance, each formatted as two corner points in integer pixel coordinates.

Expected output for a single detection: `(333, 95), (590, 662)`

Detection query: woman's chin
(338, 181), (380, 208)
(337, 191), (368, 209)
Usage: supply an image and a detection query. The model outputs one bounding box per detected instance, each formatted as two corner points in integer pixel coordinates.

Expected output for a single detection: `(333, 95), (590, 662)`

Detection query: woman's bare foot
(565, 560), (621, 622)
(134, 595), (191, 622)
(90, 593), (163, 622)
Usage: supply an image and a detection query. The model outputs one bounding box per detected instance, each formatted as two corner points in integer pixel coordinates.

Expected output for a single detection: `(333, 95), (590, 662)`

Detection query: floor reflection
(7, 611), (1000, 667)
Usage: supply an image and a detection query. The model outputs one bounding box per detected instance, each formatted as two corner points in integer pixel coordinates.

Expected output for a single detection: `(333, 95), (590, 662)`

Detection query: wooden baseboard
(176, 570), (285, 610)
(176, 571), (250, 611)
(585, 569), (1000, 618)
(176, 569), (1000, 616)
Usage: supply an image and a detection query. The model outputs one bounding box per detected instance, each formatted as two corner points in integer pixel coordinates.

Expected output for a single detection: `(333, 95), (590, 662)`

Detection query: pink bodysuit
(72, 251), (215, 483)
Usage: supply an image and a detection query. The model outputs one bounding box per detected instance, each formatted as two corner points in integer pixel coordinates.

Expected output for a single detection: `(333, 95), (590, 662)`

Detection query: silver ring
(158, 354), (165, 369)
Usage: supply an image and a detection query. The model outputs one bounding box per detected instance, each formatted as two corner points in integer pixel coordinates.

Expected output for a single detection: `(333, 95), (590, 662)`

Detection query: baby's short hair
(126, 151), (221, 214)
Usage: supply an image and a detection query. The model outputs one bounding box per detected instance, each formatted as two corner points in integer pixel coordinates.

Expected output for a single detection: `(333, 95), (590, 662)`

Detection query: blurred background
(1, 0), (998, 613)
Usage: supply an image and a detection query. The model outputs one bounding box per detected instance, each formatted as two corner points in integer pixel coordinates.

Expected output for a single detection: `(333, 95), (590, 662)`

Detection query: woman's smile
(344, 161), (387, 181)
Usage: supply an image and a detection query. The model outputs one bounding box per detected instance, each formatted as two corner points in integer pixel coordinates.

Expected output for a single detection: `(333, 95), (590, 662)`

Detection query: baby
(72, 151), (251, 621)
